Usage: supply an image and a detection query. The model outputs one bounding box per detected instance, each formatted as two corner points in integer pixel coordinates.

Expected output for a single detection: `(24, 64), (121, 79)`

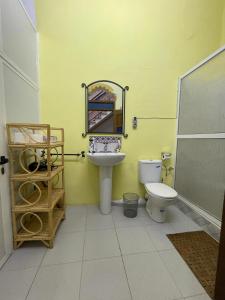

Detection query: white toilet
(138, 160), (177, 223)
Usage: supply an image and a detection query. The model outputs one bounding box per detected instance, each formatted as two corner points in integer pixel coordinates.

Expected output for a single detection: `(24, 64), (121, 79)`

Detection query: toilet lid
(145, 183), (177, 198)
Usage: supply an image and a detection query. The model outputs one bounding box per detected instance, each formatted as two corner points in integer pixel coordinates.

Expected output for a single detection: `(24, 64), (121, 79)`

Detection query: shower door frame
(215, 194), (225, 300)
(174, 44), (225, 228)
(175, 45), (225, 300)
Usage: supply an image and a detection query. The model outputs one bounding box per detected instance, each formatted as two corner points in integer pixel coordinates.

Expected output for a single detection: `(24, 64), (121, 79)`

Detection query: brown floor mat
(167, 231), (219, 299)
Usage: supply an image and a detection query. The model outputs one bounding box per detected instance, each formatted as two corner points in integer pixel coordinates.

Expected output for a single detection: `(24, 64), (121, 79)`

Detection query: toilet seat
(145, 183), (177, 199)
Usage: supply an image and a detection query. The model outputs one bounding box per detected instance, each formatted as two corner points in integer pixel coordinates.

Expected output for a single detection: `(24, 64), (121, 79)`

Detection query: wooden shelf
(16, 209), (64, 241)
(7, 123), (65, 249)
(13, 188), (64, 212)
(51, 209), (65, 239)
(10, 165), (64, 181)
(8, 142), (64, 148)
(6, 123), (64, 146)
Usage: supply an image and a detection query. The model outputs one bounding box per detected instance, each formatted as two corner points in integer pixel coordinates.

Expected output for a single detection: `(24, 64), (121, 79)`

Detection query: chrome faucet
(89, 139), (96, 153)
(104, 142), (108, 152)
(115, 140), (121, 152)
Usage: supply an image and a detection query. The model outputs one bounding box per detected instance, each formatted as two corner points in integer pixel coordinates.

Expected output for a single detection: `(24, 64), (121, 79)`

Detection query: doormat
(167, 231), (219, 299)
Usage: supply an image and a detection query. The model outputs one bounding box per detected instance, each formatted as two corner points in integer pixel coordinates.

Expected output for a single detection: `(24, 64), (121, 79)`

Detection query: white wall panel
(0, 196), (6, 263)
(3, 63), (39, 123)
(0, 59), (6, 264)
(21, 0), (36, 26)
(1, 0), (38, 83)
(0, 5), (3, 52)
(0, 0), (39, 263)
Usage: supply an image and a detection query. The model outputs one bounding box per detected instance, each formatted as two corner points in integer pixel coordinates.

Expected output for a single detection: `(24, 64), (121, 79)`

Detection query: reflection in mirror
(82, 81), (128, 137)
(88, 82), (122, 133)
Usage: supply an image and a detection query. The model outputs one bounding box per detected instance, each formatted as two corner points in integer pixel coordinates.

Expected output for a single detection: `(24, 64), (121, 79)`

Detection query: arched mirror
(82, 80), (129, 137)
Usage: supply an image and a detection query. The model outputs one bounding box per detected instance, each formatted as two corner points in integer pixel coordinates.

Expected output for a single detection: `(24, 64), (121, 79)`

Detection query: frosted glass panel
(175, 139), (225, 221)
(178, 50), (225, 134)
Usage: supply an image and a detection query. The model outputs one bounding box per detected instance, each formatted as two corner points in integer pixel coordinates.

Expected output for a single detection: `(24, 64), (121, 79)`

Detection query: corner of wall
(220, 2), (225, 46)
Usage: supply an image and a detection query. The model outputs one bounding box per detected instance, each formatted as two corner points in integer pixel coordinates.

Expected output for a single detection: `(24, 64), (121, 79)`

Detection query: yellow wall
(36, 0), (224, 204)
(221, 3), (225, 45)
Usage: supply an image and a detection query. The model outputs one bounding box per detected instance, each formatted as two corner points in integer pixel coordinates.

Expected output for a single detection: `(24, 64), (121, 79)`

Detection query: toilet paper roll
(161, 153), (172, 160)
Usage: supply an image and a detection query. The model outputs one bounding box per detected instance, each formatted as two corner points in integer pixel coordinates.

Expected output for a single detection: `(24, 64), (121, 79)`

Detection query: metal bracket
(0, 156), (9, 165)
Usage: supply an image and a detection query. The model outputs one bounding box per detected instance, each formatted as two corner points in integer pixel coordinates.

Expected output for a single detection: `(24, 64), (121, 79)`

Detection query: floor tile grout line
(113, 207), (165, 254)
(0, 206), (202, 299)
(85, 226), (115, 232)
(1, 264), (46, 273)
(158, 249), (206, 299)
(25, 249), (47, 300)
(112, 212), (134, 300)
(183, 294), (209, 299)
(113, 205), (204, 300)
(158, 249), (186, 299)
(114, 218), (160, 253)
(121, 249), (165, 258)
(186, 292), (212, 298)
(83, 254), (122, 262)
(85, 205), (208, 299)
(59, 229), (86, 234)
(37, 260), (83, 268)
(39, 248), (170, 267)
(12, 204), (206, 300)
(23, 206), (87, 300)
(0, 252), (13, 272)
(142, 221), (161, 251)
(78, 205), (88, 300)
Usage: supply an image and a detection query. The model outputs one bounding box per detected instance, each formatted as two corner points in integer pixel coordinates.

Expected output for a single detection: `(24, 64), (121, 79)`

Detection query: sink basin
(87, 152), (125, 166)
(87, 152), (126, 214)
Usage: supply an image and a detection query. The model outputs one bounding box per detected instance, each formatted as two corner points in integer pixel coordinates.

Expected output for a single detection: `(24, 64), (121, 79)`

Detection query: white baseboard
(112, 197), (146, 207)
(177, 195), (221, 230)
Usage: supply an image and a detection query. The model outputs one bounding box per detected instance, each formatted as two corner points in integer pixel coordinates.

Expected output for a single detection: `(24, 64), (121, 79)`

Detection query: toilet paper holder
(161, 152), (172, 161)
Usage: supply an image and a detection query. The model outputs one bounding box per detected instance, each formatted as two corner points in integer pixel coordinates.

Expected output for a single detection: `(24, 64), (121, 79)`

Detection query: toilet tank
(138, 160), (162, 184)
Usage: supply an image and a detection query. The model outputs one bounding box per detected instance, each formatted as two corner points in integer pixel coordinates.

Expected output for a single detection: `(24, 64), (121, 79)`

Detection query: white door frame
(0, 0), (39, 268)
(0, 58), (13, 268)
(174, 44), (225, 229)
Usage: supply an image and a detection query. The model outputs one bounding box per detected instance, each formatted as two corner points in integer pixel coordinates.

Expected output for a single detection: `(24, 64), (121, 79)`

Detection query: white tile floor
(0, 205), (212, 300)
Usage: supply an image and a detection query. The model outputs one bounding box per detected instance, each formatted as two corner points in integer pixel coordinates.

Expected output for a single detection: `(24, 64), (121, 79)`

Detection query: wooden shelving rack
(7, 123), (65, 249)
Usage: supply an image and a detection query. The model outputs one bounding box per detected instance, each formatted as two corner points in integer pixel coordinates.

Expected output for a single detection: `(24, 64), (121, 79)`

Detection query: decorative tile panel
(89, 136), (121, 153)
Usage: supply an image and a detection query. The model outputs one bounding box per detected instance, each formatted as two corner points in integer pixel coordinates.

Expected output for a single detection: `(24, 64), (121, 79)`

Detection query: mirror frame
(81, 80), (129, 138)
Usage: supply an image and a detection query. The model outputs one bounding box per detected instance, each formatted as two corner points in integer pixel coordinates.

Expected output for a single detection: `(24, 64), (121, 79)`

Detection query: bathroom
(0, 0), (225, 299)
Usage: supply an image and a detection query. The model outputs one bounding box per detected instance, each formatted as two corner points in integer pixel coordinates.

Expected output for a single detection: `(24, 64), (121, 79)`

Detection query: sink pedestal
(99, 166), (112, 214)
(87, 152), (125, 215)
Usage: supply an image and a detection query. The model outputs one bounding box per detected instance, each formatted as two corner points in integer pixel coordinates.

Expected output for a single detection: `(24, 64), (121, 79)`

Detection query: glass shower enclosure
(175, 47), (225, 222)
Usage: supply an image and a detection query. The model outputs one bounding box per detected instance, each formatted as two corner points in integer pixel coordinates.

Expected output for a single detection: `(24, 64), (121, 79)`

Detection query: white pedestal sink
(87, 152), (126, 214)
